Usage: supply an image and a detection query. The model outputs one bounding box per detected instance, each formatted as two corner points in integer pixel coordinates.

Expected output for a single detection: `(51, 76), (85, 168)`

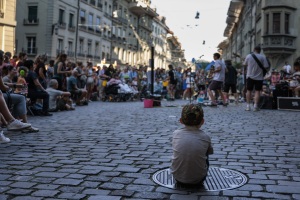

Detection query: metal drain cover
(152, 167), (248, 191)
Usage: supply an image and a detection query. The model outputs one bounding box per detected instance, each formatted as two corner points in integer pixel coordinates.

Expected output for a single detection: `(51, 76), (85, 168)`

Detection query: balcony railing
(94, 55), (101, 59)
(67, 51), (75, 57)
(79, 25), (87, 31)
(77, 53), (85, 57)
(87, 54), (93, 58)
(27, 47), (37, 55)
(23, 18), (39, 25)
(56, 49), (65, 55)
(262, 34), (296, 54)
(68, 25), (76, 32)
(57, 22), (66, 29)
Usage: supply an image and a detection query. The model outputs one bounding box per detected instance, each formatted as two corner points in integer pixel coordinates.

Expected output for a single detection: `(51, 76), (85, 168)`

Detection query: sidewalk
(0, 100), (299, 199)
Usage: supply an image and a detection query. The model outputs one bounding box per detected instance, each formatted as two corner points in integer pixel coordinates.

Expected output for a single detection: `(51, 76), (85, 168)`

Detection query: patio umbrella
(205, 61), (215, 71)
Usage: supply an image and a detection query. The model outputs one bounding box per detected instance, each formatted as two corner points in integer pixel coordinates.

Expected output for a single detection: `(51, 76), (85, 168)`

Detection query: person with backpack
(243, 46), (270, 111)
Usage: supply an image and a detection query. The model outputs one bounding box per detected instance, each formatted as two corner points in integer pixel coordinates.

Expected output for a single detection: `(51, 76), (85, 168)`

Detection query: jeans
(3, 93), (26, 117)
(28, 90), (50, 112)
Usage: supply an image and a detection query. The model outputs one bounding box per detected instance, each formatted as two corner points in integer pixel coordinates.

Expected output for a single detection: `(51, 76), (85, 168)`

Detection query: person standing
(243, 46), (270, 111)
(207, 53), (227, 106)
(167, 64), (177, 101)
(282, 61), (292, 74)
(223, 60), (238, 104)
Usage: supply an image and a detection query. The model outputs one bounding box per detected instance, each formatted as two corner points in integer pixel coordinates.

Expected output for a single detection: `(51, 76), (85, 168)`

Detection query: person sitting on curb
(67, 70), (88, 106)
(0, 75), (35, 142)
(24, 60), (52, 116)
(46, 79), (74, 112)
(171, 104), (213, 186)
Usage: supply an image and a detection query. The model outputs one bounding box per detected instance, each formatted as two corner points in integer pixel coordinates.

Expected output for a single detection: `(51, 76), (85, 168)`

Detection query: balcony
(56, 49), (65, 55)
(79, 25), (87, 31)
(139, 23), (152, 32)
(68, 25), (76, 32)
(88, 26), (94, 32)
(23, 18), (39, 25)
(119, 17), (128, 25)
(262, 34), (296, 56)
(67, 51), (75, 57)
(57, 22), (66, 29)
(94, 55), (101, 59)
(87, 54), (93, 58)
(27, 47), (37, 55)
(77, 52), (85, 57)
(128, 2), (157, 17)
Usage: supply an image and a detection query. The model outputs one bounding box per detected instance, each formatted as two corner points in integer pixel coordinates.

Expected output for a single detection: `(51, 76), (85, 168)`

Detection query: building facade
(219, 0), (300, 70)
(15, 0), (185, 68)
(0, 0), (17, 53)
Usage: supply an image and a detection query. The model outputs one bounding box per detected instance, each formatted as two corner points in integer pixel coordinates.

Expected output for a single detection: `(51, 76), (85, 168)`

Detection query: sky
(151, 0), (231, 62)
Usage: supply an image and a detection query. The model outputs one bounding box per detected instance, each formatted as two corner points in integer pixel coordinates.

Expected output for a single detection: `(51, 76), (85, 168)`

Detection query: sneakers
(21, 126), (39, 133)
(245, 106), (251, 111)
(0, 130), (10, 143)
(7, 120), (31, 131)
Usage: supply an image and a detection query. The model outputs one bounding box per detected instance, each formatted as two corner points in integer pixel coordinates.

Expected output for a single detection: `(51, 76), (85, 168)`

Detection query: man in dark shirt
(223, 60), (238, 104)
(168, 64), (177, 101)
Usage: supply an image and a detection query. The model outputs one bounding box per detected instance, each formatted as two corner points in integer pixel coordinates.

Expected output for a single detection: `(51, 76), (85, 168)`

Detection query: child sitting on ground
(171, 104), (213, 185)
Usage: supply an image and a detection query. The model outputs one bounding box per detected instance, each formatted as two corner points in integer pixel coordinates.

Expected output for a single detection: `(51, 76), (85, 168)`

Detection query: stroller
(102, 83), (133, 102)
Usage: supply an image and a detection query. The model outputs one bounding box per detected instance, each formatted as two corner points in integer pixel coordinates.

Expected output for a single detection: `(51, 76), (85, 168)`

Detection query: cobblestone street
(0, 100), (299, 200)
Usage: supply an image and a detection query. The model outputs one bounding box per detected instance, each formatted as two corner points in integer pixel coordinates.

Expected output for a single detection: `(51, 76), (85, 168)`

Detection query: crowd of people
(1, 46), (299, 143)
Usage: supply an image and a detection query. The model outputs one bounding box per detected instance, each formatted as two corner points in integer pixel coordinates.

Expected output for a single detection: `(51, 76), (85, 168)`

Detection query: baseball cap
(181, 104), (204, 126)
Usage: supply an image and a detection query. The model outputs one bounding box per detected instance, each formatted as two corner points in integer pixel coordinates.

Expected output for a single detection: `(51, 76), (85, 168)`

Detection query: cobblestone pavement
(0, 100), (299, 200)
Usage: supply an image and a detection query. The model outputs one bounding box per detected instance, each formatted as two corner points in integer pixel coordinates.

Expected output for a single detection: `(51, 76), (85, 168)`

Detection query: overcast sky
(151, 0), (231, 62)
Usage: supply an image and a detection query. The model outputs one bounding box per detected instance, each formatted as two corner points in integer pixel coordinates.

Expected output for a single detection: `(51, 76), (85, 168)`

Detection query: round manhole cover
(152, 167), (248, 191)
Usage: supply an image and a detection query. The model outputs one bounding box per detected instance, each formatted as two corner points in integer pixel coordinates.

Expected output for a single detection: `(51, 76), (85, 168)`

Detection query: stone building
(15, 0), (185, 68)
(0, 0), (17, 54)
(219, 0), (300, 70)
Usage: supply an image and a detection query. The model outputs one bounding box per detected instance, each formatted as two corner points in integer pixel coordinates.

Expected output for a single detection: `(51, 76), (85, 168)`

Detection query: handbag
(251, 53), (267, 77)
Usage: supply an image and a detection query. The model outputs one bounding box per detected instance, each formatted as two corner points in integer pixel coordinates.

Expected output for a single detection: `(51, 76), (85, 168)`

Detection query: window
(79, 39), (84, 53)
(0, 0), (5, 18)
(80, 10), (85, 22)
(273, 13), (280, 33)
(266, 14), (269, 34)
(88, 13), (93, 30)
(58, 39), (63, 51)
(95, 42), (99, 56)
(69, 13), (74, 27)
(285, 13), (290, 34)
(90, 0), (95, 6)
(96, 17), (101, 32)
(87, 41), (92, 56)
(59, 9), (64, 24)
(27, 36), (36, 54)
(68, 41), (73, 52)
(28, 6), (38, 22)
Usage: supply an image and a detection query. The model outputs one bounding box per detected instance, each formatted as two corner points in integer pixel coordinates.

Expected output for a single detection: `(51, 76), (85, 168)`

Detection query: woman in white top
(182, 72), (195, 100)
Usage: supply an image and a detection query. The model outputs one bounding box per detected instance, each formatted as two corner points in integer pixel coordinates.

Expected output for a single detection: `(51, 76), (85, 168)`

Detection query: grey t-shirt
(243, 53), (269, 80)
(213, 60), (226, 82)
(46, 87), (63, 110)
(171, 126), (213, 184)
